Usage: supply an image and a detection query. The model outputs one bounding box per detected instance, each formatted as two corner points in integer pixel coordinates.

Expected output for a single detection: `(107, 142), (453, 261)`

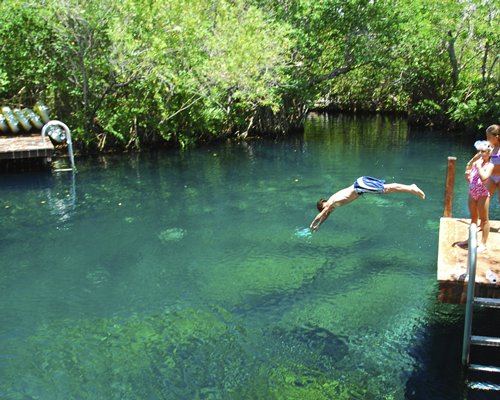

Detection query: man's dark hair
(316, 198), (327, 212)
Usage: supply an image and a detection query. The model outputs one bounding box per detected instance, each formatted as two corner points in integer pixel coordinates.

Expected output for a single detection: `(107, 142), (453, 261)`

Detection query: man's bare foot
(411, 184), (426, 199)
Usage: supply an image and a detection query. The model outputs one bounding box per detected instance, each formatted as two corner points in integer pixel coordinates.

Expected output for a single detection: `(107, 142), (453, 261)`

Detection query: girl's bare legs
(383, 183), (426, 199)
(456, 194), (480, 249)
(469, 195), (479, 226)
(477, 196), (490, 251)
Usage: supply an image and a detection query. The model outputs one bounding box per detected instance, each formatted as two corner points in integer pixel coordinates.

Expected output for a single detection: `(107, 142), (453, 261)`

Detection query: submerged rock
(290, 324), (349, 361)
(85, 268), (111, 285)
(158, 227), (186, 242)
(273, 324), (349, 365)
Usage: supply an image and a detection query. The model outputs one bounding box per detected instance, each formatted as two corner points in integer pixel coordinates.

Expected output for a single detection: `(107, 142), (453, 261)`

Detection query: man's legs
(383, 183), (426, 199)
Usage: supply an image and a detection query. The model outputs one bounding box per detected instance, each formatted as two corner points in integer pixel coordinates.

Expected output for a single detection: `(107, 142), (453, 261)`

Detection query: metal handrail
(41, 120), (76, 171)
(462, 223), (478, 367)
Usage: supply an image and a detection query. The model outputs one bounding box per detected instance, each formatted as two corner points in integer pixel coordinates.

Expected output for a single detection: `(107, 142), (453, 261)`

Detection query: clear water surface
(1, 114), (498, 399)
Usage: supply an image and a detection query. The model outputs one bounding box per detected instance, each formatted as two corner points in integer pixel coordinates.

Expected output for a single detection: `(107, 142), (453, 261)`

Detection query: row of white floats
(0, 102), (50, 134)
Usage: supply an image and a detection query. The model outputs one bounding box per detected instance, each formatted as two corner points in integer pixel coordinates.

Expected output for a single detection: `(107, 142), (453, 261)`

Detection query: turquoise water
(0, 114), (497, 399)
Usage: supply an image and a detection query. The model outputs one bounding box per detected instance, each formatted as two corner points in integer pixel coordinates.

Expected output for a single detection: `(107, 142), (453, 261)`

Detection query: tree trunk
(481, 40), (489, 92)
(447, 30), (459, 88)
(251, 100), (308, 137)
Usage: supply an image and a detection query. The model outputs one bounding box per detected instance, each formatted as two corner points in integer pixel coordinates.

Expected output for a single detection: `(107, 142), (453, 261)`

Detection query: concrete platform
(0, 134), (54, 160)
(438, 217), (500, 304)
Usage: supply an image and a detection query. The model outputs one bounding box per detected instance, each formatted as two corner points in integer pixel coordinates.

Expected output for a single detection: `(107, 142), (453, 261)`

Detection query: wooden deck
(0, 134), (54, 160)
(438, 217), (500, 304)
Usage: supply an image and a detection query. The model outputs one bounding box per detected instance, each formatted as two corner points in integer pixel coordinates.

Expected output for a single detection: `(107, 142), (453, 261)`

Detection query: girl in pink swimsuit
(465, 140), (494, 251)
(465, 125), (500, 199)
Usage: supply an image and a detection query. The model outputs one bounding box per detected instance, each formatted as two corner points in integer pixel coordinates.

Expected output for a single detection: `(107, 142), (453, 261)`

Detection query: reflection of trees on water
(305, 112), (409, 150)
(45, 172), (76, 226)
(1, 171), (79, 238)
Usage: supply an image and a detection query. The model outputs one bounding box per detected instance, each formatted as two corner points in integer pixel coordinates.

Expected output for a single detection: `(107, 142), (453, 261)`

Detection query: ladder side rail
(462, 223), (478, 367)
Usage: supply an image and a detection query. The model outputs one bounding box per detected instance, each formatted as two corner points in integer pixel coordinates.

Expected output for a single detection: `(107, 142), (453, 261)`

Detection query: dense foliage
(0, 0), (497, 150)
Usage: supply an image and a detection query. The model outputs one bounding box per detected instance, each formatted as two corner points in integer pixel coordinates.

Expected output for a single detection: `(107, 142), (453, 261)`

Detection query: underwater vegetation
(0, 307), (398, 400)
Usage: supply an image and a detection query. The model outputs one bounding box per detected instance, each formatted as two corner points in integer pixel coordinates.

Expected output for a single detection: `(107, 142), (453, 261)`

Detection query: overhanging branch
(312, 60), (374, 86)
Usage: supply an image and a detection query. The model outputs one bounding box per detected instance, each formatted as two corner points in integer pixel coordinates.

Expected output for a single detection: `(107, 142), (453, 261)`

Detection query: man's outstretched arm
(310, 204), (333, 232)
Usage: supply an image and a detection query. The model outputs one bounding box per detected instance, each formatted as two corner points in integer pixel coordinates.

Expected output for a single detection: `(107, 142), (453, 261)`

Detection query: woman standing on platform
(464, 140), (494, 252)
(484, 124), (500, 200)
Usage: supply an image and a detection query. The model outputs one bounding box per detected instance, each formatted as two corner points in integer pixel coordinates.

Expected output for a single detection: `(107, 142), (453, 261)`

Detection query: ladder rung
(471, 335), (500, 347)
(469, 364), (500, 373)
(474, 297), (500, 308)
(468, 381), (500, 391)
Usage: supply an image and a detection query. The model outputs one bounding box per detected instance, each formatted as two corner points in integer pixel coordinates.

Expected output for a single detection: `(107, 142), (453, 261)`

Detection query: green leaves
(0, 0), (497, 148)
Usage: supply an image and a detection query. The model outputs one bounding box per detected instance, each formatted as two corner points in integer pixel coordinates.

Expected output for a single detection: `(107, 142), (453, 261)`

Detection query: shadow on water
(404, 305), (465, 400)
(405, 304), (500, 400)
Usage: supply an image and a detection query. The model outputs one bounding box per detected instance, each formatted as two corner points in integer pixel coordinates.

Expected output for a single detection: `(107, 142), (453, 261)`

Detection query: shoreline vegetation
(0, 0), (498, 153)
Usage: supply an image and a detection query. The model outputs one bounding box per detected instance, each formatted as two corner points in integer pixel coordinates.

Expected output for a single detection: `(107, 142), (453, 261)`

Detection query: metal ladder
(462, 223), (500, 393)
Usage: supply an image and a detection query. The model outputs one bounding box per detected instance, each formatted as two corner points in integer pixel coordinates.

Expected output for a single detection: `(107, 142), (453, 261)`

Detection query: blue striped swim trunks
(353, 176), (386, 195)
